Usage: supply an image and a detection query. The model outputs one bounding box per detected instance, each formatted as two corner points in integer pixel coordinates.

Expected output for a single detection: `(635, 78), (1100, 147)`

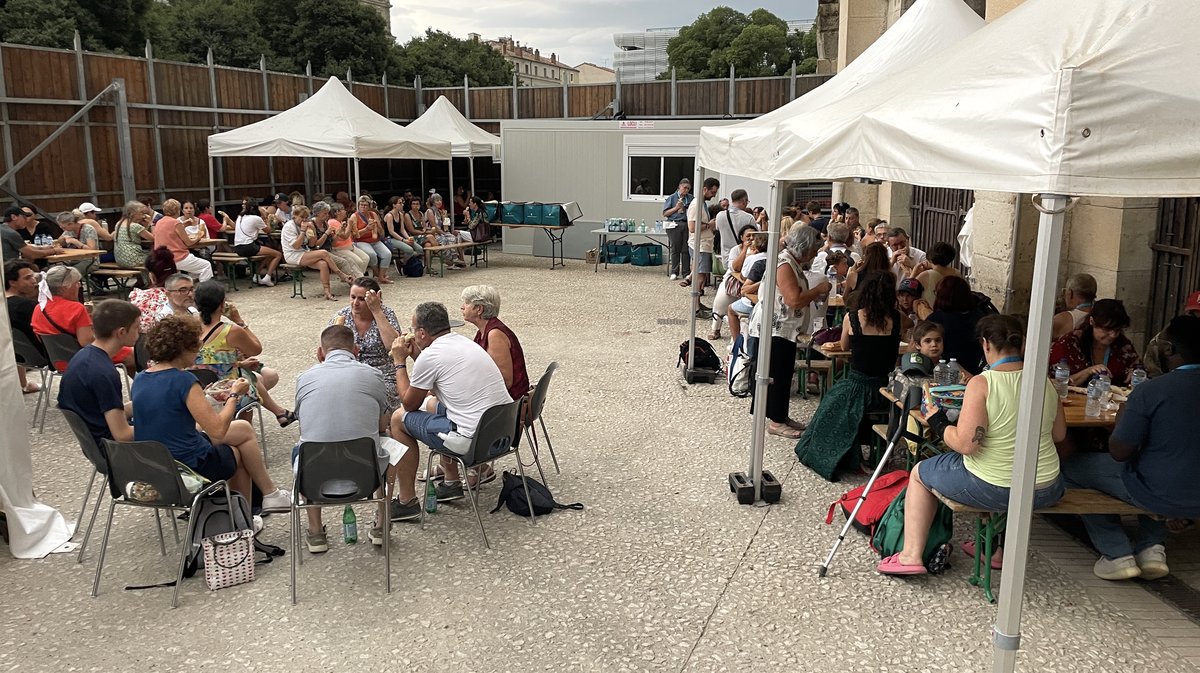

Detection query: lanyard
(1102, 346), (1111, 368)
(1176, 364), (1200, 371)
(987, 355), (1024, 370)
(1076, 302), (1094, 310)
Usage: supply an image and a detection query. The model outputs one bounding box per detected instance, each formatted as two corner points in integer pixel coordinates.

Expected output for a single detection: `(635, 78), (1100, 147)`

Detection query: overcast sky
(390, 1), (820, 68)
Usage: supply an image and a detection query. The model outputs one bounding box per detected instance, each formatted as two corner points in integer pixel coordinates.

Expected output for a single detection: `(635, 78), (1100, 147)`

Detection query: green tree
(0, 0), (82, 50)
(276, 0), (395, 80)
(391, 30), (513, 87)
(0, 0), (153, 54)
(146, 0), (283, 70)
(663, 6), (805, 79)
(787, 24), (820, 74)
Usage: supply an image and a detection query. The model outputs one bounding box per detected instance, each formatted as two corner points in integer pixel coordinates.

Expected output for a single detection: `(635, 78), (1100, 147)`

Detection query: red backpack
(825, 470), (909, 537)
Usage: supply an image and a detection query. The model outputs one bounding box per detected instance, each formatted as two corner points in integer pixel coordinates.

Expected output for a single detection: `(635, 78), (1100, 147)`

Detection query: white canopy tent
(207, 77), (450, 202)
(696, 0), (985, 181)
(406, 95), (502, 205)
(699, 0), (1200, 671)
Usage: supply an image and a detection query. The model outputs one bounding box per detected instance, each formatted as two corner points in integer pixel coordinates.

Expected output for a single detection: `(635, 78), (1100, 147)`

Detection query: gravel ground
(1, 252), (1194, 672)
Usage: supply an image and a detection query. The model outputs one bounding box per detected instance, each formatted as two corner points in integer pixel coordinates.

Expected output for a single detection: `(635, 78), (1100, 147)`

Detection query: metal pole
(727, 64), (736, 117)
(560, 72), (567, 118)
(991, 194), (1068, 673)
(73, 31), (98, 203)
(686, 165), (703, 373)
(789, 61), (797, 100)
(614, 72), (622, 117)
(670, 68), (677, 115)
(347, 158), (352, 196)
(208, 157), (215, 214)
(353, 158), (361, 204)
(346, 68), (353, 93)
(145, 40), (167, 201)
(415, 75), (425, 116)
(207, 49), (225, 201)
(112, 79), (137, 205)
(0, 46), (17, 192)
(448, 158), (454, 218)
(469, 151), (476, 197)
(746, 181), (783, 501)
(463, 74), (471, 118)
(261, 55), (275, 193)
(384, 72), (392, 191)
(306, 62), (322, 194)
(511, 72), (518, 119)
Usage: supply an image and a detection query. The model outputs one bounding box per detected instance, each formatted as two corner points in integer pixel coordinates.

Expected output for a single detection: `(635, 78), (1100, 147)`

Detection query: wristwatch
(395, 363), (406, 369)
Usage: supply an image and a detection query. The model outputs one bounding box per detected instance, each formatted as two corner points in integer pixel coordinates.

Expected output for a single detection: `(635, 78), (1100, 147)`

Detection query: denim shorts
(402, 403), (457, 452)
(730, 297), (754, 314)
(918, 451), (1065, 511)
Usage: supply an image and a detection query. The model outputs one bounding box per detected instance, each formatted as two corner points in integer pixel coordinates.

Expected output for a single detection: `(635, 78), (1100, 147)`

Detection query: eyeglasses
(168, 287), (194, 294)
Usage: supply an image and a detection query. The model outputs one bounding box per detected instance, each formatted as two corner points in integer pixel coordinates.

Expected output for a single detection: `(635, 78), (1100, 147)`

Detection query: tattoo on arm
(971, 426), (986, 445)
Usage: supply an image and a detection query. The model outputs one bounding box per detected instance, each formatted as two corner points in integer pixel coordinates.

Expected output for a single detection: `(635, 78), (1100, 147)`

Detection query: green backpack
(871, 489), (954, 572)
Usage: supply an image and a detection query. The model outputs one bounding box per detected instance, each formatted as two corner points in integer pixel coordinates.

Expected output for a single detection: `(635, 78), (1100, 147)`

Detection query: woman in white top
(280, 204), (354, 300)
(709, 224), (762, 340)
(233, 198), (283, 285)
(424, 194), (469, 269)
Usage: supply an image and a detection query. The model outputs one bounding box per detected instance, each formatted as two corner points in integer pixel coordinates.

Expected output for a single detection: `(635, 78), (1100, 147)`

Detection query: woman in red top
(1049, 298), (1141, 387)
(153, 199), (213, 282)
(349, 195), (393, 284)
(31, 266), (134, 372)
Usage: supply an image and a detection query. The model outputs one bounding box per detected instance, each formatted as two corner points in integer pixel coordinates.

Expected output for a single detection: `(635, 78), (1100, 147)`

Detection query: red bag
(825, 470), (909, 537)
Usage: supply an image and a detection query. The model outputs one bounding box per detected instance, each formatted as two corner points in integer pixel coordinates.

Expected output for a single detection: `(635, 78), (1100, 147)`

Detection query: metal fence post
(464, 74), (471, 118)
(511, 72), (518, 119)
(415, 75), (425, 116)
(728, 64), (736, 117)
(260, 55), (275, 193)
(615, 69), (622, 117)
(145, 40), (167, 201)
(789, 61), (797, 100)
(206, 48), (225, 202)
(561, 73), (568, 118)
(73, 31), (98, 203)
(112, 79), (136, 205)
(0, 46), (17, 193)
(346, 68), (353, 94)
(670, 67), (677, 115)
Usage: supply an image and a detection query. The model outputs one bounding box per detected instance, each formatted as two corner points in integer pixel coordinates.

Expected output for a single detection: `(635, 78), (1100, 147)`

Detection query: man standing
(886, 227), (927, 285)
(1063, 315), (1200, 580)
(681, 177), (720, 295)
(807, 201), (830, 236)
(389, 302), (512, 503)
(6, 260), (44, 393)
(713, 189), (757, 260)
(662, 179), (693, 281)
(3, 206), (63, 263)
(57, 300), (142, 448)
(294, 325), (417, 553)
(1050, 273), (1098, 341)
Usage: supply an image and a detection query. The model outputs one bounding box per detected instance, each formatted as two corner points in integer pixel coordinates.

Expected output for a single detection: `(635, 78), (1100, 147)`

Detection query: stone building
(482, 36), (579, 86)
(573, 62), (616, 85)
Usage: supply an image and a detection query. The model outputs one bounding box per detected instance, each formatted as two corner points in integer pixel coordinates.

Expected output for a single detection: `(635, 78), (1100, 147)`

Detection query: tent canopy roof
(406, 96), (502, 158)
(207, 77), (450, 160)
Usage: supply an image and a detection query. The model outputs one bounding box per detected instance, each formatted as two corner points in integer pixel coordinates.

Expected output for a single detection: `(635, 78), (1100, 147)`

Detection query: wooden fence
(0, 40), (832, 213)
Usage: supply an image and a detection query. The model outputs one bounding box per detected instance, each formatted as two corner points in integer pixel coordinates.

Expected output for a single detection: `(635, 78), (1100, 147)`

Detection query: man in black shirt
(5, 259), (43, 393)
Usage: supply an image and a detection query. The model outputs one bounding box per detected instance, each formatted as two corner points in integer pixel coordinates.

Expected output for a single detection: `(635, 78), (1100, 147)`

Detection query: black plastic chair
(92, 439), (233, 608)
(11, 329), (54, 432)
(524, 362), (561, 474)
(39, 333), (84, 432)
(291, 438), (390, 604)
(421, 400), (530, 549)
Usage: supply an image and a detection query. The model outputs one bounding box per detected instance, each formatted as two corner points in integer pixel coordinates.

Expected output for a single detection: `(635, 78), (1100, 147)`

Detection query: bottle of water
(424, 478), (438, 514)
(1085, 375), (1102, 417)
(946, 358), (962, 385)
(1130, 365), (1147, 390)
(1053, 359), (1070, 400)
(933, 360), (948, 387)
(1098, 373), (1112, 408)
(640, 218), (647, 234)
(342, 505), (357, 544)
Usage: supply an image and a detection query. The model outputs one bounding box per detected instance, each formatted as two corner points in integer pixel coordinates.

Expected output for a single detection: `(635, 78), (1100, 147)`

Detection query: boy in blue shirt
(58, 300), (141, 447)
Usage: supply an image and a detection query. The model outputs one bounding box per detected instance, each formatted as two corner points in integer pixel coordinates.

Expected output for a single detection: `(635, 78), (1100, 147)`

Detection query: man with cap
(1143, 290), (1200, 377)
(2, 206), (63, 263)
(271, 193), (293, 226)
(77, 202), (114, 243)
(896, 277), (923, 340)
(1050, 273), (1098, 341)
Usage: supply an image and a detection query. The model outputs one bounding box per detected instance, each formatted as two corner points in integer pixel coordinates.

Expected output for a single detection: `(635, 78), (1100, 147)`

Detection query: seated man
(1143, 290), (1199, 377)
(57, 300), (141, 448)
(294, 325), (417, 553)
(389, 302), (513, 502)
(6, 260), (43, 393)
(1062, 315), (1200, 581)
(1050, 273), (1098, 342)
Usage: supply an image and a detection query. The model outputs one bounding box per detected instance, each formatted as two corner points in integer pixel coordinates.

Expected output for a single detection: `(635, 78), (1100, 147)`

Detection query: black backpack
(677, 338), (722, 372)
(489, 471), (583, 517)
(972, 291), (999, 316)
(402, 256), (424, 277)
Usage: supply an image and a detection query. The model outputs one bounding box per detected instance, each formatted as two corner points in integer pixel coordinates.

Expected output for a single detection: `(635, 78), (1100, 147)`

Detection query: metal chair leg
(290, 498), (299, 605)
(75, 470), (97, 535)
(90, 501), (118, 597)
(382, 493), (392, 594)
(154, 509), (167, 556)
(38, 373), (56, 434)
(420, 450), (435, 531)
(170, 511), (180, 543)
(31, 370), (48, 430)
(512, 448), (538, 527)
(256, 404), (268, 461)
(524, 426), (549, 486)
(77, 475), (107, 564)
(539, 417), (560, 474)
(459, 457), (490, 549)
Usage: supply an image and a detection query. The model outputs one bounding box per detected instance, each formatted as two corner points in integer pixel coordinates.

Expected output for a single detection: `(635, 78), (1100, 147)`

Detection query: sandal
(379, 277), (393, 284)
(466, 464), (496, 489)
(707, 331), (722, 340)
(767, 423), (802, 439)
(877, 553), (928, 575)
(322, 286), (337, 301)
(784, 418), (807, 431)
(418, 464), (445, 483)
(961, 541), (1003, 569)
(679, 279), (691, 287)
(275, 409), (297, 428)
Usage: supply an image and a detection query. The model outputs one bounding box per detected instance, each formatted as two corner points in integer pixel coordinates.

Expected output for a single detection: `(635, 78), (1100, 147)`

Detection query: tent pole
(346, 158), (352, 196)
(991, 194), (1068, 673)
(686, 166), (702, 375)
(354, 158), (361, 200)
(746, 181), (782, 501)
(469, 152), (476, 197)
(448, 158), (454, 221)
(419, 160), (425, 199)
(208, 156), (215, 213)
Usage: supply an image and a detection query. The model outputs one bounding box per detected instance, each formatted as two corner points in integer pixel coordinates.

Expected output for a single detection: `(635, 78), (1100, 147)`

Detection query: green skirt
(794, 369), (887, 481)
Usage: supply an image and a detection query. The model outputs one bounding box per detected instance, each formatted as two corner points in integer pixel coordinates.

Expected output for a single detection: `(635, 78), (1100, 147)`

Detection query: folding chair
(290, 438), (390, 604)
(38, 333), (82, 431)
(11, 329), (55, 432)
(524, 362), (561, 474)
(421, 400), (529, 549)
(91, 439), (234, 608)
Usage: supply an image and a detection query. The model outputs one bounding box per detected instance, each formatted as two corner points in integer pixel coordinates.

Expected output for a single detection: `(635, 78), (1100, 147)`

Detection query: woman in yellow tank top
(878, 314), (1067, 576)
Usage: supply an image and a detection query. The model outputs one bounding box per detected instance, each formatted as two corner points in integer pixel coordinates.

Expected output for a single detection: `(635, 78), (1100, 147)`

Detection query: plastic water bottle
(424, 478), (438, 514)
(946, 358), (962, 385)
(1085, 376), (1102, 417)
(1130, 365), (1147, 390)
(933, 360), (948, 387)
(640, 218), (647, 233)
(1098, 373), (1112, 408)
(1053, 359), (1070, 400)
(342, 505), (357, 544)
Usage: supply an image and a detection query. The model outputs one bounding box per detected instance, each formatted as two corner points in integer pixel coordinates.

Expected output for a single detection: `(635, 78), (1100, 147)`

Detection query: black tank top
(848, 309), (902, 378)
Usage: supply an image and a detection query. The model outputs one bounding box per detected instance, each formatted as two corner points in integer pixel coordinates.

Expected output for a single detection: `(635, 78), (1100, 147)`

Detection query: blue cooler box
(523, 203), (543, 225)
(500, 202), (524, 224)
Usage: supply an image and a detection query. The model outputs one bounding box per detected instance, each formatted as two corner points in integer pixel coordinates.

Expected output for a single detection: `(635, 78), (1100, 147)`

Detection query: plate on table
(930, 384), (967, 409)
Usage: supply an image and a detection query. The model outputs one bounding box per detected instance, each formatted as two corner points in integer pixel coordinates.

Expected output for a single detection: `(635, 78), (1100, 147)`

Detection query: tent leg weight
(760, 470), (782, 503)
(728, 471), (782, 505)
(685, 368), (719, 384)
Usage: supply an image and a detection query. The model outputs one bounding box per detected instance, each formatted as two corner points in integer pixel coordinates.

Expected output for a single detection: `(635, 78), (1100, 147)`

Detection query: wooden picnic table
(882, 385), (1117, 430)
(46, 248), (104, 264)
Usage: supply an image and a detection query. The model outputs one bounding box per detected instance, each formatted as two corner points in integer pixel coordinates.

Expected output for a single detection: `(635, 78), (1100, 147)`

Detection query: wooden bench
(89, 268), (143, 296)
(934, 488), (1145, 602)
(795, 357), (834, 399)
(211, 253), (268, 292)
(421, 240), (494, 277)
(279, 264), (306, 299)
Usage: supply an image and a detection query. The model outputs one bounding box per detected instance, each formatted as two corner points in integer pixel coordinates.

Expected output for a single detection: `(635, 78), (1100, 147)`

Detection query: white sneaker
(669, 274), (678, 280)
(256, 275), (275, 287)
(1135, 544), (1169, 580)
(1093, 554), (1141, 581)
(261, 488), (292, 513)
(252, 515), (264, 534)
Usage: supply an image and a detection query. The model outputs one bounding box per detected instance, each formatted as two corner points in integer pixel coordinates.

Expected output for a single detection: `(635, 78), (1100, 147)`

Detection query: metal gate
(909, 186), (975, 273)
(1147, 198), (1200, 340)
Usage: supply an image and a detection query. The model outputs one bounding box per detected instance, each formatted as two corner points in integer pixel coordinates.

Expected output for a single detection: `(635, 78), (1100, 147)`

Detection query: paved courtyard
(3, 252), (1199, 672)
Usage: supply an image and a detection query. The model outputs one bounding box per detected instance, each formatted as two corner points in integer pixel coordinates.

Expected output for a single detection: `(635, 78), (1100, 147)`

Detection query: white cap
(78, 201), (99, 214)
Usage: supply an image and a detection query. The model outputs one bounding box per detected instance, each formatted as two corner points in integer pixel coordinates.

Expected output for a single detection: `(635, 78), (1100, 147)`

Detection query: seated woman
(281, 204), (354, 300)
(796, 270), (900, 480)
(916, 275), (986, 375)
(128, 247), (179, 333)
(723, 230), (769, 344)
(425, 194), (468, 269)
(383, 196), (420, 263)
(844, 241), (891, 299)
(192, 280), (296, 427)
(54, 210), (101, 280)
(112, 200), (155, 270)
(329, 277), (403, 412)
(31, 266), (134, 372)
(153, 198), (212, 282)
(877, 314), (1066, 575)
(910, 241), (961, 306)
(319, 201), (369, 278)
(349, 195), (393, 284)
(403, 196), (431, 253)
(463, 196), (491, 244)
(132, 315), (290, 510)
(1049, 298), (1140, 387)
(709, 224), (761, 340)
(232, 197), (283, 286)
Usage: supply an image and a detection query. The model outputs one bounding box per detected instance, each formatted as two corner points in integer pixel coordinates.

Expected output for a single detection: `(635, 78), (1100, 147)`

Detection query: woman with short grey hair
(749, 222), (831, 438)
(461, 284), (529, 401)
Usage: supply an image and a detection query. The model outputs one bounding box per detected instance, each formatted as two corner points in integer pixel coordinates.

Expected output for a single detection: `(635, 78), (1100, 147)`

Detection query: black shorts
(193, 443), (237, 482)
(234, 242), (261, 257)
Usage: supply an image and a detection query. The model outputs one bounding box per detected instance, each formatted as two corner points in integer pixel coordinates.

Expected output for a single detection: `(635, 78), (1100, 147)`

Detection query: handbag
(722, 273), (744, 299)
(202, 529), (256, 591)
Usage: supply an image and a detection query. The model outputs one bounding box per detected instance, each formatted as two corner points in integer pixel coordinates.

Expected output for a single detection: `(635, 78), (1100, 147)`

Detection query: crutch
(818, 388), (920, 577)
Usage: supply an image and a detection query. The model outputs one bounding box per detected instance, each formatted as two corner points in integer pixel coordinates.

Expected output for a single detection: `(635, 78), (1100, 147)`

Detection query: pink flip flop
(877, 553), (928, 576)
(961, 541), (1003, 569)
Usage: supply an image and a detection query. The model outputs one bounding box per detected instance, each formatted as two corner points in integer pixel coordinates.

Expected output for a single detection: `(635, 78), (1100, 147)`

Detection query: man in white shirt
(811, 221), (861, 276)
(886, 226), (927, 286)
(681, 177), (721, 295)
(389, 301), (513, 502)
(713, 188), (757, 259)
